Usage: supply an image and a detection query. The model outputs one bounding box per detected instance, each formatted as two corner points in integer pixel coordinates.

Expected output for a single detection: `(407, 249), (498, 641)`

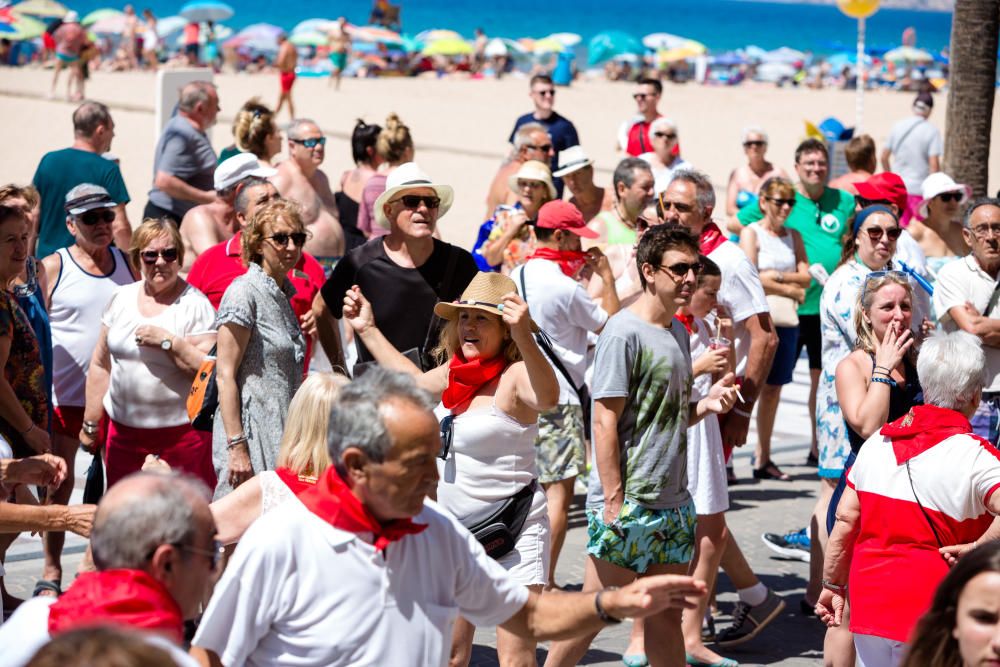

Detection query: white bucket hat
(552, 145), (594, 178)
(214, 153), (277, 191)
(508, 160), (557, 200)
(373, 162), (454, 230)
(918, 172), (971, 220)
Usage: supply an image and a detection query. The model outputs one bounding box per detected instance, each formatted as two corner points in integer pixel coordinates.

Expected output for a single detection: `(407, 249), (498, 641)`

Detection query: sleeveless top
(748, 222), (796, 273)
(49, 247), (134, 408)
(334, 191), (367, 252)
(435, 399), (539, 523)
(597, 210), (638, 246)
(846, 354), (923, 454)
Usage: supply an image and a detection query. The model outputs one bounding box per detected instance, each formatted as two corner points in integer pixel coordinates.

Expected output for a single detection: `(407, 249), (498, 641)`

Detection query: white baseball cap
(214, 153), (277, 191)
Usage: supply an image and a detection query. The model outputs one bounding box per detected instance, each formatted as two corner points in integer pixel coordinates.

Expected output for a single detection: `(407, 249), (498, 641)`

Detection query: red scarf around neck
(441, 352), (507, 411)
(275, 466), (318, 495)
(529, 247), (589, 278)
(298, 467), (427, 553)
(699, 222), (728, 256)
(880, 404), (983, 465)
(47, 569), (184, 643)
(674, 312), (695, 333)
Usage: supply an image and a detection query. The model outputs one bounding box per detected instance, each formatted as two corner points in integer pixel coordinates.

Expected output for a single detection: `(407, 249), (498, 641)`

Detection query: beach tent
(81, 8), (123, 26)
(11, 0), (67, 19)
(587, 30), (643, 66)
(421, 37), (472, 56)
(179, 1), (234, 24)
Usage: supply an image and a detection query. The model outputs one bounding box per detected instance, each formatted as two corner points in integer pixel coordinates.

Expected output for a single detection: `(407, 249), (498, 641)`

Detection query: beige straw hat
(508, 160), (557, 200)
(434, 272), (538, 332)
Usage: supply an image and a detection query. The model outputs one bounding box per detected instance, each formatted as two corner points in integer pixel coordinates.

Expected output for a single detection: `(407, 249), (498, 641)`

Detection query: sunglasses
(743, 140), (766, 148)
(633, 93), (656, 100)
(439, 414), (454, 460)
(534, 88), (555, 97)
(937, 192), (963, 203)
(529, 143), (553, 153)
(863, 226), (902, 242)
(657, 261), (703, 279)
(78, 209), (116, 225)
(267, 232), (308, 248)
(395, 194), (441, 209)
(654, 132), (677, 140)
(140, 248), (179, 264)
(291, 137), (326, 148)
(861, 270), (909, 298)
(766, 196), (796, 208)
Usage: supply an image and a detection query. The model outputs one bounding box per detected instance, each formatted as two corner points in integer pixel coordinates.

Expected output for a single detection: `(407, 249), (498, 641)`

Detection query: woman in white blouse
(80, 218), (217, 489)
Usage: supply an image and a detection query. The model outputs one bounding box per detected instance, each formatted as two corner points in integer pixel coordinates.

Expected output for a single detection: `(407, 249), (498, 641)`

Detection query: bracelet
(822, 579), (848, 595)
(226, 435), (248, 449)
(873, 365), (892, 373)
(595, 586), (622, 624)
(732, 407), (753, 418)
(19, 422), (35, 436)
(870, 377), (895, 386)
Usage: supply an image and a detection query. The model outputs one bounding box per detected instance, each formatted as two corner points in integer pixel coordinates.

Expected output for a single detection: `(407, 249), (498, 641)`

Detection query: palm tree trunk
(943, 0), (1000, 197)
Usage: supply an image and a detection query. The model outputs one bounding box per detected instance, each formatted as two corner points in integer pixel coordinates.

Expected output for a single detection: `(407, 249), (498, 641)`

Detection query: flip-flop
(622, 655), (649, 667)
(686, 654), (739, 667)
(32, 580), (62, 598)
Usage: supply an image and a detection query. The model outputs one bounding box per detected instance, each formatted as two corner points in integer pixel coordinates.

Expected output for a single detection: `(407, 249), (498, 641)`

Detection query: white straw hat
(552, 145), (594, 178)
(917, 172), (971, 220)
(508, 160), (557, 200)
(373, 162), (454, 230)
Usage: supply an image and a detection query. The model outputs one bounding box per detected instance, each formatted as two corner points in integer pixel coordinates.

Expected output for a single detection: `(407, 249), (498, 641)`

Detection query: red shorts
(105, 420), (215, 490)
(280, 71), (296, 94)
(52, 406), (85, 439)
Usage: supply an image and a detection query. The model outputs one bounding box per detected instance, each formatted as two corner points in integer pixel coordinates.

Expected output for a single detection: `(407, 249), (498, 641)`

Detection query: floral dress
(0, 290), (47, 456)
(486, 207), (537, 274)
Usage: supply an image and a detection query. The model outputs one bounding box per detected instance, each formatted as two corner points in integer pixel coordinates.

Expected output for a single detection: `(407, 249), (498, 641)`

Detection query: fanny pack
(461, 480), (537, 560)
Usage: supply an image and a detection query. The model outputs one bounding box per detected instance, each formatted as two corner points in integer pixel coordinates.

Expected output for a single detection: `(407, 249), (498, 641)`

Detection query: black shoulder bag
(462, 480), (537, 560)
(905, 460), (949, 562)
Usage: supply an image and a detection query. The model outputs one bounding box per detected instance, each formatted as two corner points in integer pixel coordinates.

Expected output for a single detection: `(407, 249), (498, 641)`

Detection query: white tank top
(435, 400), (539, 523)
(749, 222), (797, 273)
(49, 247), (134, 407)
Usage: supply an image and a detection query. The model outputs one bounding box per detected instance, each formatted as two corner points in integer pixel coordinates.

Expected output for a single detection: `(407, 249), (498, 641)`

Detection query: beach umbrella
(710, 51), (747, 66)
(81, 8), (122, 26)
(2, 11), (45, 39)
(415, 28), (461, 44)
(643, 32), (688, 51)
(292, 18), (334, 35)
(533, 37), (565, 55)
(346, 24), (403, 46)
(547, 32), (581, 47)
(290, 31), (326, 47)
(421, 37), (472, 56)
(742, 45), (768, 61)
(656, 39), (707, 63)
(179, 1), (234, 24)
(587, 30), (643, 66)
(91, 14), (127, 34)
(11, 0), (67, 19)
(156, 15), (187, 37)
(173, 23), (231, 47)
(755, 61), (797, 82)
(226, 22), (282, 51)
(883, 45), (933, 63)
(763, 46), (805, 64)
(483, 36), (525, 58)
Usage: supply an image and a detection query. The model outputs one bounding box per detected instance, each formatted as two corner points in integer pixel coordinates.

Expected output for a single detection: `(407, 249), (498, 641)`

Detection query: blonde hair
(233, 98), (277, 159)
(276, 372), (349, 476)
(376, 113), (413, 164)
(241, 199), (305, 267)
(130, 218), (184, 270)
(432, 315), (522, 366)
(0, 183), (39, 211)
(853, 272), (913, 355)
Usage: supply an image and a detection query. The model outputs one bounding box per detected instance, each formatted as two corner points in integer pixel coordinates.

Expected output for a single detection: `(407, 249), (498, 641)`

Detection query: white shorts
(854, 633), (906, 667)
(686, 414), (729, 515)
(496, 487), (550, 587)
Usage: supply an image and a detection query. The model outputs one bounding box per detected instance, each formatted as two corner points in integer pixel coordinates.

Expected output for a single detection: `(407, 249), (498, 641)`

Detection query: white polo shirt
(707, 241), (770, 377)
(934, 254), (1000, 392)
(193, 497), (529, 667)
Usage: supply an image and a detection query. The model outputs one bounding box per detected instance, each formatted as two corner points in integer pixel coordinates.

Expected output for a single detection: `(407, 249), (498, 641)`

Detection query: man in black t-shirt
(316, 163), (478, 369)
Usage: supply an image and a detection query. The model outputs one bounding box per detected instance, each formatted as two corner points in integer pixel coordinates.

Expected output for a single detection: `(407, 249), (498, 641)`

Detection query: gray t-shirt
(586, 308), (693, 510)
(886, 116), (943, 194)
(147, 115), (217, 216)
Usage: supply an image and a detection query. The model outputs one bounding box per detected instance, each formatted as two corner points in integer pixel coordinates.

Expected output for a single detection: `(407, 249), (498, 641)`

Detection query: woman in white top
(80, 219), (217, 489)
(739, 177), (811, 481)
(342, 271), (559, 667)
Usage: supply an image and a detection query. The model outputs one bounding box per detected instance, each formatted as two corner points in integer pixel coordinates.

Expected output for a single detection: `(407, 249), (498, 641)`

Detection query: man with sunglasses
(640, 117), (690, 193)
(0, 472), (214, 667)
(935, 198), (1000, 443)
(272, 119), (344, 275)
(617, 78), (665, 158)
(508, 74), (580, 198)
(486, 123), (555, 219)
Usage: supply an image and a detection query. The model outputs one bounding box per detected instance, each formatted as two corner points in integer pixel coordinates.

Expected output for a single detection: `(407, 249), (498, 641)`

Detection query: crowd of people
(0, 68), (1000, 667)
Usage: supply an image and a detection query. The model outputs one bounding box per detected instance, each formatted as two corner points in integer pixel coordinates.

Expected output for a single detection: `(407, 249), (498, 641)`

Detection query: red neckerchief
(275, 466), (317, 495)
(529, 247), (588, 278)
(674, 312), (695, 333)
(441, 352), (507, 411)
(699, 222), (728, 256)
(880, 404), (983, 465)
(47, 569), (184, 643)
(298, 467), (427, 553)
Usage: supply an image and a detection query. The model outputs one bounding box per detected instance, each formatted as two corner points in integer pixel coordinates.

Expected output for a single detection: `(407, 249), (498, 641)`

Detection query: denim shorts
(586, 498), (696, 573)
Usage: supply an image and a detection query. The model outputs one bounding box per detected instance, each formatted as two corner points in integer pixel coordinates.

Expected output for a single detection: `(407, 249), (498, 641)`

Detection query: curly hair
(241, 198), (306, 267)
(376, 113), (414, 164)
(233, 98), (277, 159)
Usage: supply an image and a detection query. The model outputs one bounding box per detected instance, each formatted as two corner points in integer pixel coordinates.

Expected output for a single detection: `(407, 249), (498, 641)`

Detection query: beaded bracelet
(870, 376), (895, 386)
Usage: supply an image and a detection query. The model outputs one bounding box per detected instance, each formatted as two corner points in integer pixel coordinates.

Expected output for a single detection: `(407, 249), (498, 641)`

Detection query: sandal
(752, 460), (790, 481)
(623, 655), (649, 667)
(32, 579), (62, 598)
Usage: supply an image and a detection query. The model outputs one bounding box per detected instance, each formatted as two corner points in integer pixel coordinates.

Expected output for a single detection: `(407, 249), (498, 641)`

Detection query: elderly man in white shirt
(191, 368), (706, 667)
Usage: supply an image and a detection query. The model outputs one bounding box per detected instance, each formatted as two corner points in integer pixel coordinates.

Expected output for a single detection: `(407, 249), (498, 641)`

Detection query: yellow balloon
(837, 0), (880, 19)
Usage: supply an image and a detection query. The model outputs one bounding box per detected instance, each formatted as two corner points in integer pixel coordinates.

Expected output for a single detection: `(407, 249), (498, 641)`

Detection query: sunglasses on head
(291, 137), (326, 148)
(140, 248), (179, 265)
(861, 270), (909, 298)
(654, 132), (677, 140)
(395, 194), (441, 209)
(937, 192), (963, 203)
(267, 232), (308, 248)
(78, 209), (116, 225)
(743, 140), (766, 148)
(864, 226), (902, 242)
(766, 196), (795, 208)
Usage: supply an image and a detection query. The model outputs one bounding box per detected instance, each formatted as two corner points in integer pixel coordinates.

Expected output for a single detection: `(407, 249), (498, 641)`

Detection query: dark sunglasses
(439, 415), (454, 460)
(743, 140), (766, 148)
(534, 88), (555, 97)
(140, 248), (179, 264)
(658, 261), (703, 279)
(291, 137), (326, 148)
(937, 192), (963, 203)
(654, 132), (677, 140)
(766, 196), (796, 208)
(395, 194), (441, 209)
(267, 232), (308, 248)
(529, 143), (553, 153)
(633, 93), (656, 100)
(78, 209), (116, 225)
(864, 226), (902, 242)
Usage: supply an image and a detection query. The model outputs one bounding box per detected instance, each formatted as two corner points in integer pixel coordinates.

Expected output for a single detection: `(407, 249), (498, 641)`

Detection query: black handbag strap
(904, 459), (945, 552)
(986, 280), (1000, 319)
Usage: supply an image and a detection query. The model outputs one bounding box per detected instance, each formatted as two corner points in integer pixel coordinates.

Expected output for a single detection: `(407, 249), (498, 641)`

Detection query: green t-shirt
(217, 145), (243, 165)
(737, 187), (854, 315)
(32, 148), (130, 258)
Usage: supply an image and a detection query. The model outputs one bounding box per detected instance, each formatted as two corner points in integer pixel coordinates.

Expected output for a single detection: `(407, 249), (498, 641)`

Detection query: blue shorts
(766, 326), (799, 386)
(586, 498), (696, 573)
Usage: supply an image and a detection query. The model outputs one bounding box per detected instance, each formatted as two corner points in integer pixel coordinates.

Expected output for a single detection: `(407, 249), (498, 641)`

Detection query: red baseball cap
(855, 172), (907, 213)
(536, 200), (599, 238)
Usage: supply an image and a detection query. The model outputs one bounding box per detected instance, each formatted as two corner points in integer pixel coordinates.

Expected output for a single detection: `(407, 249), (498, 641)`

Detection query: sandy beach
(0, 67), (997, 249)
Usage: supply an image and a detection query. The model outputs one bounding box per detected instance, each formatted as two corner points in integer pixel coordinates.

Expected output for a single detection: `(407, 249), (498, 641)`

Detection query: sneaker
(761, 528), (810, 562)
(715, 590), (786, 647)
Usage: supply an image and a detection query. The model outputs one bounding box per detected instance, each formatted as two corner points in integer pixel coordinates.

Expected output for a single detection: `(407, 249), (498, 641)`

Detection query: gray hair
(917, 331), (987, 410)
(741, 125), (769, 144)
(287, 118), (321, 141)
(963, 197), (1000, 229)
(613, 157), (653, 193)
(670, 169), (716, 213)
(232, 176), (272, 214)
(649, 117), (678, 136)
(327, 368), (436, 472)
(177, 81), (216, 113)
(90, 472), (209, 570)
(513, 122), (548, 151)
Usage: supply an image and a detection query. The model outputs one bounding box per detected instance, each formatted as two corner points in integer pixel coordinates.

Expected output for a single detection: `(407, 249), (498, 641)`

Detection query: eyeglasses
(528, 143), (553, 153)
(177, 540), (225, 570)
(77, 209), (116, 225)
(861, 270), (908, 297)
(863, 226), (902, 242)
(534, 88), (555, 97)
(439, 415), (454, 460)
(140, 248), (179, 265)
(659, 198), (694, 214)
(657, 261), (703, 279)
(970, 223), (1000, 239)
(654, 132), (677, 140)
(937, 192), (963, 203)
(267, 232), (308, 248)
(291, 137), (326, 148)
(743, 140), (766, 148)
(766, 196), (796, 208)
(394, 194), (442, 209)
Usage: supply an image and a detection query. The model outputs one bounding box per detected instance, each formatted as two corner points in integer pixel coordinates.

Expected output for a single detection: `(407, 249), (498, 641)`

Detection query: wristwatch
(82, 420), (99, 437)
(160, 336), (173, 351)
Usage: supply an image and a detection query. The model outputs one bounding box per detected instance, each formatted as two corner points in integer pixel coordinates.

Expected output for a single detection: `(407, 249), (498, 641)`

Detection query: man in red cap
(510, 200), (620, 589)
